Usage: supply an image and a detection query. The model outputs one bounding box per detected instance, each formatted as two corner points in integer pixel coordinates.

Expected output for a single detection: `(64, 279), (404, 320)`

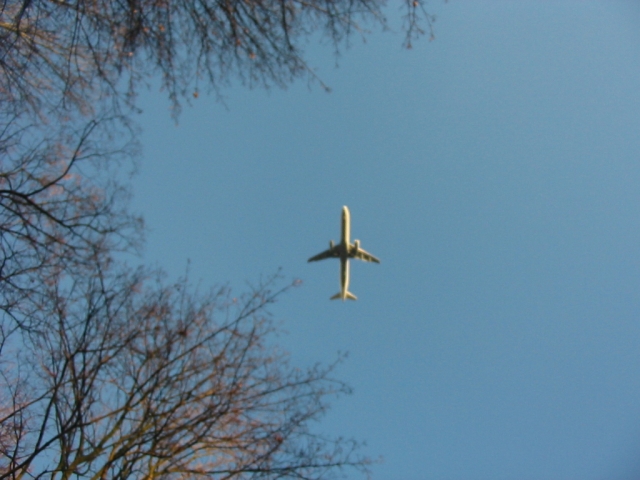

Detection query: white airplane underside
(308, 206), (380, 301)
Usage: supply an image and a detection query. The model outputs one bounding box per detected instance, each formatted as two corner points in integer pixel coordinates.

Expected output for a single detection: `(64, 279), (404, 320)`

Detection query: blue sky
(132, 2), (640, 478)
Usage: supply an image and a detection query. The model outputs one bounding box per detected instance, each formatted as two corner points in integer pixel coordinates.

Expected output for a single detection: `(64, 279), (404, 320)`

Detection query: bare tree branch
(0, 114), (142, 335)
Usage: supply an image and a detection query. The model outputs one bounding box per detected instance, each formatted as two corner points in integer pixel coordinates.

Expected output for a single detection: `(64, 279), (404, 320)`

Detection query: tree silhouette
(0, 0), (434, 119)
(1, 261), (367, 478)
(0, 0), (436, 477)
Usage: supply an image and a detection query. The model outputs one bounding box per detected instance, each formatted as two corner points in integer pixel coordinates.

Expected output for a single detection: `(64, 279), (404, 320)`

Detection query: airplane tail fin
(330, 291), (357, 301)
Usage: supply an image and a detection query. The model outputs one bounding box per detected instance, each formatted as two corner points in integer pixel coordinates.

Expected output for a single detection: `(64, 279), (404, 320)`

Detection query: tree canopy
(0, 0), (434, 477)
(1, 0), (433, 120)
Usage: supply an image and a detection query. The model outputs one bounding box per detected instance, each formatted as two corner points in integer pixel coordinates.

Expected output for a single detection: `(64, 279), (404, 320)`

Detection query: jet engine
(329, 240), (335, 248)
(353, 239), (360, 251)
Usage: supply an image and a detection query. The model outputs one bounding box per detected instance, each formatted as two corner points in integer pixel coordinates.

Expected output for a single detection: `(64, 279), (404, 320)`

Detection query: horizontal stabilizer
(330, 291), (357, 301)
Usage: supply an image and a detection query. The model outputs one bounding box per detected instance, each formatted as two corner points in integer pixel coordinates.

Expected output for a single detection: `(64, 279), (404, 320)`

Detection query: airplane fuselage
(308, 205), (380, 301)
(338, 206), (351, 300)
(341, 205), (350, 251)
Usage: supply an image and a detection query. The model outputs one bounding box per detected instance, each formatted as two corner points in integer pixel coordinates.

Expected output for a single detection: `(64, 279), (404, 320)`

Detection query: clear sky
(132, 2), (640, 479)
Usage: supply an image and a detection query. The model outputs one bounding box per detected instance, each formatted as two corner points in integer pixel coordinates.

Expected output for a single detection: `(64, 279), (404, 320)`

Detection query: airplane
(308, 206), (380, 301)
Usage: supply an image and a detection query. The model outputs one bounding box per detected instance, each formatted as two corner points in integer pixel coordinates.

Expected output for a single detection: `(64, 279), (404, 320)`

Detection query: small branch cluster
(0, 113), (141, 337)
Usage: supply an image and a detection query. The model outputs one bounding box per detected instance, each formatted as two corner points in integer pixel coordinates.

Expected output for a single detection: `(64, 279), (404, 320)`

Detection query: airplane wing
(353, 248), (380, 263)
(308, 247), (340, 262)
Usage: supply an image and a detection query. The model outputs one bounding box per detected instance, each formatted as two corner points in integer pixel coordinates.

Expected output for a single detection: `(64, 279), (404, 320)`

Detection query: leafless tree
(0, 260), (368, 479)
(0, 0), (435, 120)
